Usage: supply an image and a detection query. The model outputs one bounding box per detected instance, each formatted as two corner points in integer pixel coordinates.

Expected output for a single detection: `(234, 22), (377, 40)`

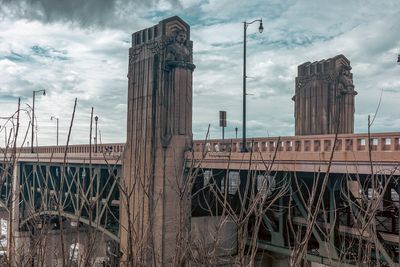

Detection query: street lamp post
(31, 89), (46, 153)
(95, 116), (98, 153)
(50, 116), (59, 146)
(397, 51), (400, 265)
(241, 18), (263, 152)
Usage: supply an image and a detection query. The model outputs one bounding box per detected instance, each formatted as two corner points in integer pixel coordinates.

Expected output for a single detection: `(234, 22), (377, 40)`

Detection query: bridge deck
(2, 132), (399, 173)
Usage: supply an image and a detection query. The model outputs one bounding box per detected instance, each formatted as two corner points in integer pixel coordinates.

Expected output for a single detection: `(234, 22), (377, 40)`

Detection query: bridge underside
(191, 167), (400, 266)
(0, 161), (122, 266)
(17, 162), (121, 240)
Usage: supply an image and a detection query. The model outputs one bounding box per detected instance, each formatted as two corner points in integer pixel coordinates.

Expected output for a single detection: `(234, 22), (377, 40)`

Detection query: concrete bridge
(1, 130), (399, 265)
(1, 16), (399, 266)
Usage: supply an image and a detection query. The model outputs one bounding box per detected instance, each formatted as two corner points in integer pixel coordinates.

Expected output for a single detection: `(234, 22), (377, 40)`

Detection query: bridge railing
(4, 132), (400, 155)
(13, 143), (125, 154)
(193, 132), (400, 154)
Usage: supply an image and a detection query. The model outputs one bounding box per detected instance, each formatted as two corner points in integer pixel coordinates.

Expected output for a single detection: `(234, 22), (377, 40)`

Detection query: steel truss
(256, 173), (400, 266)
(192, 168), (400, 266)
(17, 162), (122, 241)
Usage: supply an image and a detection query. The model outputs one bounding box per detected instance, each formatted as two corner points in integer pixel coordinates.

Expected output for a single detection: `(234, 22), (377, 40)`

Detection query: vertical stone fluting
(293, 54), (357, 135)
(121, 16), (195, 266)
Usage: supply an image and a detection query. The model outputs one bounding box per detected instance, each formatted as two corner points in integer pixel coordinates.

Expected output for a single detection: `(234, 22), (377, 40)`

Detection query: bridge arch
(19, 210), (119, 242)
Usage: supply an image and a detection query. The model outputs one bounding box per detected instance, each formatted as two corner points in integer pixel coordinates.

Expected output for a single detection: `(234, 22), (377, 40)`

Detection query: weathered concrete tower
(121, 16), (195, 266)
(293, 55), (357, 135)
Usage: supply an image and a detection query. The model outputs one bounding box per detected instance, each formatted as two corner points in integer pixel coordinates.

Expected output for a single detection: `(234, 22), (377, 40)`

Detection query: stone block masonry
(293, 55), (357, 135)
(121, 16), (195, 266)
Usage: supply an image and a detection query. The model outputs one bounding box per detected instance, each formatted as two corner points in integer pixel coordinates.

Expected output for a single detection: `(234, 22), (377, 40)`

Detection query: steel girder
(17, 162), (122, 241)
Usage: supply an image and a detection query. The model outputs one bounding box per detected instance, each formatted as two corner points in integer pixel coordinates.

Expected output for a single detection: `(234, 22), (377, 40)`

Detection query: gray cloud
(0, 0), (182, 28)
(1, 0), (113, 27)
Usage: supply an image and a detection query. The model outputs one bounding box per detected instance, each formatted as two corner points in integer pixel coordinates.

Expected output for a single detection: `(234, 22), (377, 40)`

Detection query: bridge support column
(311, 263), (330, 267)
(13, 231), (32, 266)
(121, 16), (195, 266)
(271, 256), (290, 267)
(7, 163), (38, 267)
(254, 253), (290, 267)
(40, 228), (111, 266)
(7, 163), (20, 266)
(7, 162), (38, 266)
(191, 216), (238, 264)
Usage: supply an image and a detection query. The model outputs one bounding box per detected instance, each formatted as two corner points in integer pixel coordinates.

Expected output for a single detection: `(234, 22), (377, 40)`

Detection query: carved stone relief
(337, 64), (354, 95)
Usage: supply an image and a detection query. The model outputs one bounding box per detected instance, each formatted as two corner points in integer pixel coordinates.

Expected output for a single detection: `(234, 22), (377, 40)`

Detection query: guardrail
(1, 143), (125, 154)
(2, 132), (400, 156)
(192, 132), (400, 154)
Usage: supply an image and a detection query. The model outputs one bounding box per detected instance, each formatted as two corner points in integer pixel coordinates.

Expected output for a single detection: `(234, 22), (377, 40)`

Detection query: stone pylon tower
(121, 16), (195, 266)
(293, 54), (357, 135)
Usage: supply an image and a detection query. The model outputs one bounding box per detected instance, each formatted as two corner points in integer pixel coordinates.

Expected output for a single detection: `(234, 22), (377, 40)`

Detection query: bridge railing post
(394, 137), (400, 151)
(253, 142), (259, 152)
(369, 138), (378, 151)
(322, 139), (328, 152)
(284, 140), (291, 151)
(278, 141), (283, 151)
(334, 139), (342, 151)
(345, 138), (353, 151)
(313, 140), (320, 152)
(388, 137), (395, 151)
(304, 140), (311, 152)
(294, 140), (301, 151)
(356, 138), (365, 151)
(268, 141), (274, 152)
(259, 141), (265, 152)
(381, 137), (392, 151)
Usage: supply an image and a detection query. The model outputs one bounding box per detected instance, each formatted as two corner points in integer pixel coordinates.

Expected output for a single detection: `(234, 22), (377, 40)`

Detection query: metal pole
(242, 22), (247, 152)
(95, 116), (98, 153)
(235, 127), (238, 139)
(51, 116), (59, 146)
(56, 118), (59, 146)
(222, 127), (225, 140)
(31, 92), (35, 153)
(397, 182), (400, 265)
(398, 54), (400, 265)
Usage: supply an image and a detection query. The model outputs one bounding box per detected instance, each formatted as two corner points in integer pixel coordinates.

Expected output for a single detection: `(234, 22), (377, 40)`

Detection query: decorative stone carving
(159, 27), (195, 148)
(129, 45), (143, 64)
(165, 29), (195, 71)
(146, 40), (164, 55)
(337, 64), (354, 95)
(166, 30), (190, 61)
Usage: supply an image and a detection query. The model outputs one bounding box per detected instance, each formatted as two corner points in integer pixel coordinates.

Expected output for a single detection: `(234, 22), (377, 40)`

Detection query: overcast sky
(0, 0), (399, 147)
